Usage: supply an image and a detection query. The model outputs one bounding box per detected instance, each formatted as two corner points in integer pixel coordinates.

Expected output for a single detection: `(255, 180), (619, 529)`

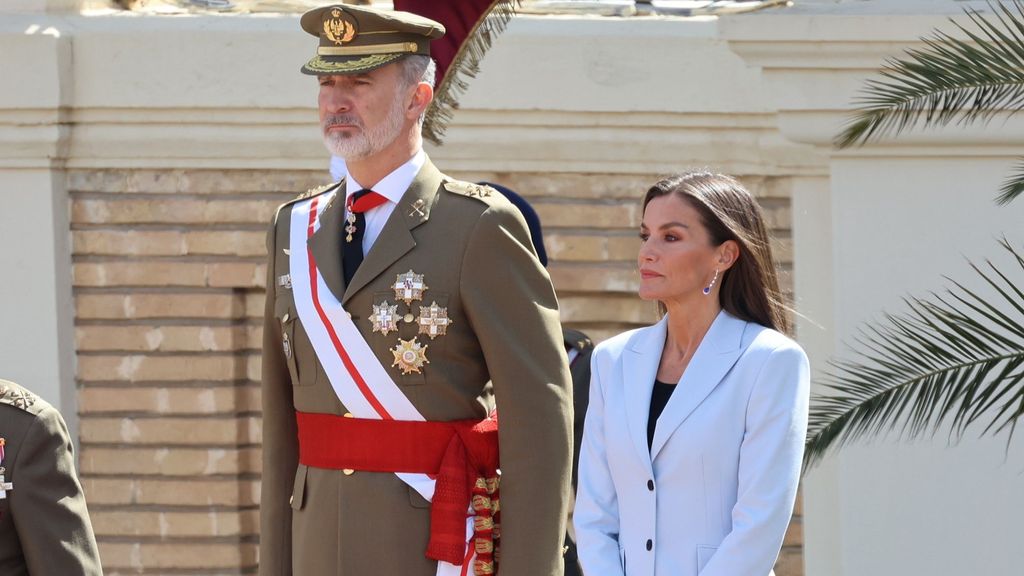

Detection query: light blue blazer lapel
(650, 311), (748, 461)
(622, 316), (668, 470)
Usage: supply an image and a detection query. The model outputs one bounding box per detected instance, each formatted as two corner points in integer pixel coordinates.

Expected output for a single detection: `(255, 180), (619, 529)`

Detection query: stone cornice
(720, 1), (1022, 149)
(6, 107), (820, 173)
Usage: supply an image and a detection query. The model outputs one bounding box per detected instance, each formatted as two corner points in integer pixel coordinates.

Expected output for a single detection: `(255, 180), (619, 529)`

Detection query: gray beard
(322, 92), (406, 161)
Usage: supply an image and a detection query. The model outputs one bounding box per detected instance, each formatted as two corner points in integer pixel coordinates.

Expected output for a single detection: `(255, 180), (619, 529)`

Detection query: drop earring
(702, 269), (719, 295)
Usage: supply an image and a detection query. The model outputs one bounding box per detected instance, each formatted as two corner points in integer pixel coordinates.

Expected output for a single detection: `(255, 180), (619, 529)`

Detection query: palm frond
(996, 160), (1024, 204)
(804, 239), (1024, 470)
(836, 1), (1024, 149)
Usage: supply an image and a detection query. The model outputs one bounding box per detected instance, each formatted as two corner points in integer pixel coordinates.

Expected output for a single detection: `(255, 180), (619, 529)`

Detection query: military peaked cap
(300, 4), (446, 76)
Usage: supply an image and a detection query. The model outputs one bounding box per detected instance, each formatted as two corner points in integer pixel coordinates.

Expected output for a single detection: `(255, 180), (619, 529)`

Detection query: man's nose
(322, 86), (350, 113)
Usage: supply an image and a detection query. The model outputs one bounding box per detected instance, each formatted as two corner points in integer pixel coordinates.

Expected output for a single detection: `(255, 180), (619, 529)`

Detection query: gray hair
(398, 55), (437, 90)
(397, 55), (436, 126)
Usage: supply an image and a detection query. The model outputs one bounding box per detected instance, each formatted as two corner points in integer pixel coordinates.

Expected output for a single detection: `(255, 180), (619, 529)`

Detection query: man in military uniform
(0, 379), (103, 575)
(259, 5), (573, 576)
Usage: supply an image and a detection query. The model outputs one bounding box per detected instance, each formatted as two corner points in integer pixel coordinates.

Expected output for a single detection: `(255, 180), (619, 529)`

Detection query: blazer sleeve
(258, 214), (299, 576)
(10, 406), (103, 575)
(700, 343), (810, 576)
(459, 205), (573, 576)
(573, 349), (625, 576)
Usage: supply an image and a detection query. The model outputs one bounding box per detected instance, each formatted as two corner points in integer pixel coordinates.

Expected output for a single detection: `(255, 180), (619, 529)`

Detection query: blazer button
(647, 479), (654, 491)
(646, 539), (653, 551)
(289, 495), (294, 505)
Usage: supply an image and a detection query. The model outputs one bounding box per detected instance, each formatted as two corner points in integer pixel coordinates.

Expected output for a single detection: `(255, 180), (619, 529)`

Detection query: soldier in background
(0, 378), (103, 575)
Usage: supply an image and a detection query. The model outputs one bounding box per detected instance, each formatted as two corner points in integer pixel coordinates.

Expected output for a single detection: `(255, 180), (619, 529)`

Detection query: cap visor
(301, 53), (404, 76)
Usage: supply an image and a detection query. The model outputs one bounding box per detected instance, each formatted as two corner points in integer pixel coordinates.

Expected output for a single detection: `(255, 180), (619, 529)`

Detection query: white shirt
(340, 149), (426, 256)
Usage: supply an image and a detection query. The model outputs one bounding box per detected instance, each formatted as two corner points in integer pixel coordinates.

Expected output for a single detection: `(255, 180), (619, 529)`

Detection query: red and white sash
(288, 191), (472, 576)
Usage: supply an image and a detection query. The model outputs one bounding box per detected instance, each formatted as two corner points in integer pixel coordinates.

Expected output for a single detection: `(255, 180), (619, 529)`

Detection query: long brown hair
(643, 172), (791, 334)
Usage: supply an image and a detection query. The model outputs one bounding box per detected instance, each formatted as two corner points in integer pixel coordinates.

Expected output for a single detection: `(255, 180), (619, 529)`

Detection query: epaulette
(0, 380), (38, 412)
(295, 182), (337, 202)
(562, 328), (594, 352)
(443, 180), (498, 202)
(274, 181), (345, 221)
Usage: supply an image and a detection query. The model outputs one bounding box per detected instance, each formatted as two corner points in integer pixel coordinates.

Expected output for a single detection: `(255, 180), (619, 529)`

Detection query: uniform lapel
(650, 311), (748, 461)
(307, 181), (346, 303)
(342, 160), (442, 304)
(623, 317), (667, 469)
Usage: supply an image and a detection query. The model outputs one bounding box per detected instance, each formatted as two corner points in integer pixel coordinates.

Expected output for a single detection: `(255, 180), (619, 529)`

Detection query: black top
(648, 379), (677, 451)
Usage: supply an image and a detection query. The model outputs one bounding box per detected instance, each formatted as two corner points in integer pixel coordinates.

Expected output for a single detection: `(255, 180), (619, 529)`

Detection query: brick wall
(70, 168), (799, 574)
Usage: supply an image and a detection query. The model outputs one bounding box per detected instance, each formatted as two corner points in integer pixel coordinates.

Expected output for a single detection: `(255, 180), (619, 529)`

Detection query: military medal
(369, 302), (400, 336)
(392, 338), (429, 375)
(418, 301), (452, 339)
(282, 331), (292, 359)
(392, 270), (427, 306)
(345, 211), (358, 243)
(0, 438), (10, 500)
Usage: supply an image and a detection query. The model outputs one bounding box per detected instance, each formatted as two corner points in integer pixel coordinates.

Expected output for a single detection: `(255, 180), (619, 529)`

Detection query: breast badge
(392, 338), (429, 375)
(393, 270), (428, 306)
(418, 301), (452, 339)
(370, 302), (400, 336)
(369, 271), (454, 376)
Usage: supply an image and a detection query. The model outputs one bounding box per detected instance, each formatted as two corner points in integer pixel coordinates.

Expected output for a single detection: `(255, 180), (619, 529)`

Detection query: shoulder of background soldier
(561, 328), (594, 353)
(0, 379), (48, 418)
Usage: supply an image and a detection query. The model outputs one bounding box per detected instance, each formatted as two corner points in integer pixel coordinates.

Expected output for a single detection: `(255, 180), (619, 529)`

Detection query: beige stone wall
(69, 167), (799, 574)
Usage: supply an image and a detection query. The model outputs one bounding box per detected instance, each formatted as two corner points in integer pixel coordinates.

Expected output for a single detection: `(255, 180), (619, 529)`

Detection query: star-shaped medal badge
(391, 338), (429, 375)
(392, 270), (428, 306)
(418, 301), (452, 340)
(369, 302), (400, 336)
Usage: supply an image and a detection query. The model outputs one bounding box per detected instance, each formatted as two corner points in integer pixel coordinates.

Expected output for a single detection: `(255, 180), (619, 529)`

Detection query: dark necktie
(342, 189), (387, 286)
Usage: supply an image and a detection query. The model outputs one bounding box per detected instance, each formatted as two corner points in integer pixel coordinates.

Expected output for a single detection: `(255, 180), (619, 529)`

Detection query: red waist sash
(296, 411), (500, 575)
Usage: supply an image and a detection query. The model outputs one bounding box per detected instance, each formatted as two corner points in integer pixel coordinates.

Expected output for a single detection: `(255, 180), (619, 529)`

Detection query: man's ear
(408, 83), (433, 120)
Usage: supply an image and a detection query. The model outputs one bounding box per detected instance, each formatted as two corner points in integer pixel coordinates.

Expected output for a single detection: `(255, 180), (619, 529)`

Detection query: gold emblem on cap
(418, 301), (452, 340)
(392, 337), (429, 375)
(369, 302), (400, 336)
(323, 8), (358, 45)
(393, 270), (428, 306)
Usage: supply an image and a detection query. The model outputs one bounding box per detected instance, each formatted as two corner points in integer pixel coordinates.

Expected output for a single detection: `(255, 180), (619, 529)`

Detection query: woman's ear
(717, 239), (740, 271)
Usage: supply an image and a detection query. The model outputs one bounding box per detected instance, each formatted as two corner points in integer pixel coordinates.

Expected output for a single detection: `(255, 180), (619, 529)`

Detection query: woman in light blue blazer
(574, 172), (809, 576)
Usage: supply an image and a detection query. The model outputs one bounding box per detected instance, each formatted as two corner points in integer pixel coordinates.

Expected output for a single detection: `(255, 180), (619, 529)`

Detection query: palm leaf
(834, 0), (1024, 204)
(996, 159), (1024, 204)
(804, 239), (1024, 470)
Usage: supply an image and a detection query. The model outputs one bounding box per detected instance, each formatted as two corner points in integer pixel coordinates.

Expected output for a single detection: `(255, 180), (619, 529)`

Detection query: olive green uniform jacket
(0, 380), (103, 576)
(259, 158), (574, 576)
(561, 328), (594, 576)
